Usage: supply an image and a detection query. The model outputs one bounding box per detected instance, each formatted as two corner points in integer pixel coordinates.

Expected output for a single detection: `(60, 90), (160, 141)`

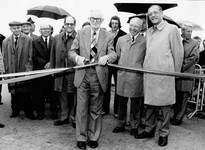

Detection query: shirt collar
(130, 33), (139, 40)
(149, 20), (167, 33)
(13, 34), (20, 40)
(42, 36), (49, 41)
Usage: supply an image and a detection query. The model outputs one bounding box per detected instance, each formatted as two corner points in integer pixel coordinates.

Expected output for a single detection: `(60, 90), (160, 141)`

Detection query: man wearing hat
(22, 21), (38, 40)
(2, 21), (36, 120)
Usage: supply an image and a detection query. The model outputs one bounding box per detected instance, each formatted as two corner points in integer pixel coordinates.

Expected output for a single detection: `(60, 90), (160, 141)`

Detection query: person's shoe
(0, 123), (5, 128)
(126, 122), (131, 127)
(54, 119), (69, 126)
(77, 141), (86, 150)
(51, 113), (58, 120)
(158, 136), (168, 147)
(171, 119), (182, 126)
(134, 131), (155, 139)
(130, 129), (138, 136)
(0, 102), (3, 105)
(113, 126), (125, 133)
(114, 114), (118, 118)
(37, 113), (43, 120)
(89, 141), (98, 149)
(10, 113), (20, 118)
(26, 113), (36, 120)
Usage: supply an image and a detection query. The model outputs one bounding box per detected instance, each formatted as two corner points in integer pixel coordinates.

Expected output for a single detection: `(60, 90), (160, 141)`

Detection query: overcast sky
(0, 0), (204, 40)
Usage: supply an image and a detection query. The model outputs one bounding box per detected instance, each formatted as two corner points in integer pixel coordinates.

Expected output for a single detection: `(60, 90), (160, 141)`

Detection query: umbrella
(177, 20), (203, 31)
(127, 13), (180, 28)
(114, 2), (178, 14)
(27, 5), (70, 20)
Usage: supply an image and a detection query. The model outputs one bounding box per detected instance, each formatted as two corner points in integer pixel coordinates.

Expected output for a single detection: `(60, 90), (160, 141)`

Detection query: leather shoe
(89, 141), (98, 149)
(130, 129), (138, 136)
(51, 113), (58, 120)
(0, 102), (3, 105)
(37, 113), (43, 120)
(113, 126), (125, 133)
(134, 131), (155, 139)
(0, 123), (5, 128)
(171, 119), (182, 126)
(158, 136), (168, 146)
(77, 141), (86, 150)
(54, 119), (69, 126)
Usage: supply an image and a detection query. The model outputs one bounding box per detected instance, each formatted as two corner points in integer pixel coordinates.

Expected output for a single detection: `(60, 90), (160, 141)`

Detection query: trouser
(117, 96), (143, 129)
(11, 92), (33, 116)
(76, 68), (104, 142)
(0, 78), (2, 103)
(144, 105), (171, 137)
(173, 91), (189, 121)
(103, 67), (119, 114)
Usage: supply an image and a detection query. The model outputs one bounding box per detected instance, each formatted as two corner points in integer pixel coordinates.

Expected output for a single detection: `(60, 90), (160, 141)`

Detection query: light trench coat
(143, 21), (184, 106)
(116, 34), (146, 97)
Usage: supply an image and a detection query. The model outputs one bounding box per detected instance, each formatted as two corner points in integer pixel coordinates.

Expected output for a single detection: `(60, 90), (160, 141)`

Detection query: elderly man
(32, 24), (58, 120)
(2, 21), (35, 120)
(69, 10), (117, 149)
(50, 16), (77, 128)
(112, 17), (146, 136)
(172, 23), (199, 126)
(135, 5), (184, 147)
(22, 22), (38, 40)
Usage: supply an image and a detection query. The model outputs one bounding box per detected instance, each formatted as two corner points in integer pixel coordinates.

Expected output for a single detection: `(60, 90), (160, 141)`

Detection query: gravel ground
(0, 84), (205, 150)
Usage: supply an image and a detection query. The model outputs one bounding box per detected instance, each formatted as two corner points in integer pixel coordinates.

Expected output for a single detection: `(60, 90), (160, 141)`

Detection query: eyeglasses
(90, 17), (102, 23)
(64, 23), (75, 26)
(40, 28), (50, 31)
(147, 11), (161, 17)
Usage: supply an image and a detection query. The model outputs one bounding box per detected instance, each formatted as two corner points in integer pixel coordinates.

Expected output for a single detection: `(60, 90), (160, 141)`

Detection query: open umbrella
(127, 13), (180, 28)
(114, 2), (178, 14)
(177, 20), (203, 31)
(27, 5), (70, 20)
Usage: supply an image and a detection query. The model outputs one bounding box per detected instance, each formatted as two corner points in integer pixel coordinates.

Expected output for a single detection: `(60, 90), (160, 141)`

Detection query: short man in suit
(69, 10), (117, 149)
(172, 23), (199, 125)
(2, 21), (35, 120)
(50, 16), (77, 128)
(102, 15), (126, 117)
(32, 23), (58, 120)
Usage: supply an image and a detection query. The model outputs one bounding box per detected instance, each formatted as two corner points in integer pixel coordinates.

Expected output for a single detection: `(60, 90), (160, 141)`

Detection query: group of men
(0, 4), (201, 150)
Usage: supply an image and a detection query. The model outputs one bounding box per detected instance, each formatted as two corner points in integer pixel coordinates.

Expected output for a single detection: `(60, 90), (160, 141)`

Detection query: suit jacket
(33, 35), (53, 70)
(50, 31), (77, 92)
(177, 38), (199, 91)
(116, 34), (146, 97)
(69, 27), (117, 92)
(199, 49), (205, 66)
(2, 33), (33, 93)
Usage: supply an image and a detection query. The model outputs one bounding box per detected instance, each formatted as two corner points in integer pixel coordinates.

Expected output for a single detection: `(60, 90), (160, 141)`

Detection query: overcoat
(69, 27), (117, 92)
(50, 31), (76, 93)
(176, 38), (199, 91)
(116, 34), (146, 97)
(2, 33), (33, 93)
(143, 21), (184, 106)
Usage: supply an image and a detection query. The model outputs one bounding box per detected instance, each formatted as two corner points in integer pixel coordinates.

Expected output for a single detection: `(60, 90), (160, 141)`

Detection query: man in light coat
(135, 5), (184, 147)
(172, 23), (199, 125)
(69, 10), (117, 150)
(112, 17), (146, 136)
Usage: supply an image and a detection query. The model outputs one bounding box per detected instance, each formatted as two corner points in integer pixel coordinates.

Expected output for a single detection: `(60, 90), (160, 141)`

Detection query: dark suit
(198, 49), (205, 66)
(69, 27), (117, 142)
(103, 29), (126, 114)
(32, 35), (58, 115)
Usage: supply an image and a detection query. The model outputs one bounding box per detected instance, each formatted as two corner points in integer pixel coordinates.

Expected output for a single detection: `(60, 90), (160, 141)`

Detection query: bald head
(40, 23), (49, 30)
(39, 23), (50, 37)
(129, 17), (142, 36)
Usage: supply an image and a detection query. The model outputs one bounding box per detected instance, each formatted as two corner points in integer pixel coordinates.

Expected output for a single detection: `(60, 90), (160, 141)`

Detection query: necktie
(45, 37), (47, 49)
(132, 36), (135, 42)
(90, 31), (97, 63)
(14, 36), (18, 48)
(182, 39), (186, 46)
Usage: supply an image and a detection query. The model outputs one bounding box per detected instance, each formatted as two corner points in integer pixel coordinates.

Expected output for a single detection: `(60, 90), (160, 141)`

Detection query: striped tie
(90, 31), (97, 63)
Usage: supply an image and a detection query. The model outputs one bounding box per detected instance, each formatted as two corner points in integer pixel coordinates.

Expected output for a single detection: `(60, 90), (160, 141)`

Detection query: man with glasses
(50, 16), (77, 128)
(69, 10), (117, 149)
(32, 24), (58, 120)
(102, 15), (126, 117)
(135, 5), (184, 147)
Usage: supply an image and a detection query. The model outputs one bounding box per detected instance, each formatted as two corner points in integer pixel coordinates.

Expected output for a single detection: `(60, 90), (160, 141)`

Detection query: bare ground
(0, 84), (205, 150)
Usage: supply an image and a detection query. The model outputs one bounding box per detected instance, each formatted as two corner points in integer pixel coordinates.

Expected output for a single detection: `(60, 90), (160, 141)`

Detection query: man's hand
(98, 55), (108, 66)
(76, 56), (86, 66)
(44, 62), (50, 69)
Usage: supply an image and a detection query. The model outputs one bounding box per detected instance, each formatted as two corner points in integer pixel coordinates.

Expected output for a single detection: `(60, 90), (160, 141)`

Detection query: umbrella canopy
(114, 2), (178, 14)
(127, 13), (180, 28)
(177, 20), (203, 31)
(27, 5), (70, 20)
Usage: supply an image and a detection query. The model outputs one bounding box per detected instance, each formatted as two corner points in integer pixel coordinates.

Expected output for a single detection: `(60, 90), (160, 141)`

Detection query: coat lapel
(17, 33), (24, 69)
(83, 28), (91, 57)
(97, 28), (106, 56)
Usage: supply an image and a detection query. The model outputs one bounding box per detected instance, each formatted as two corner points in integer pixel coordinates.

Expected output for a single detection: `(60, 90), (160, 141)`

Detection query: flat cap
(9, 21), (22, 26)
(21, 22), (32, 26)
(27, 17), (35, 24)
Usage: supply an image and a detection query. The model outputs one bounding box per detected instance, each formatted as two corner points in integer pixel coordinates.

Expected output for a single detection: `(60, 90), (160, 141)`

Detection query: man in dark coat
(32, 23), (58, 120)
(2, 21), (35, 119)
(102, 15), (126, 117)
(50, 16), (77, 127)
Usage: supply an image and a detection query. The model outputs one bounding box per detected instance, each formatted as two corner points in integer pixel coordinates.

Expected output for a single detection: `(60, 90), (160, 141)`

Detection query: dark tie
(132, 36), (135, 42)
(45, 37), (47, 49)
(182, 39), (186, 46)
(90, 31), (97, 63)
(14, 36), (18, 48)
